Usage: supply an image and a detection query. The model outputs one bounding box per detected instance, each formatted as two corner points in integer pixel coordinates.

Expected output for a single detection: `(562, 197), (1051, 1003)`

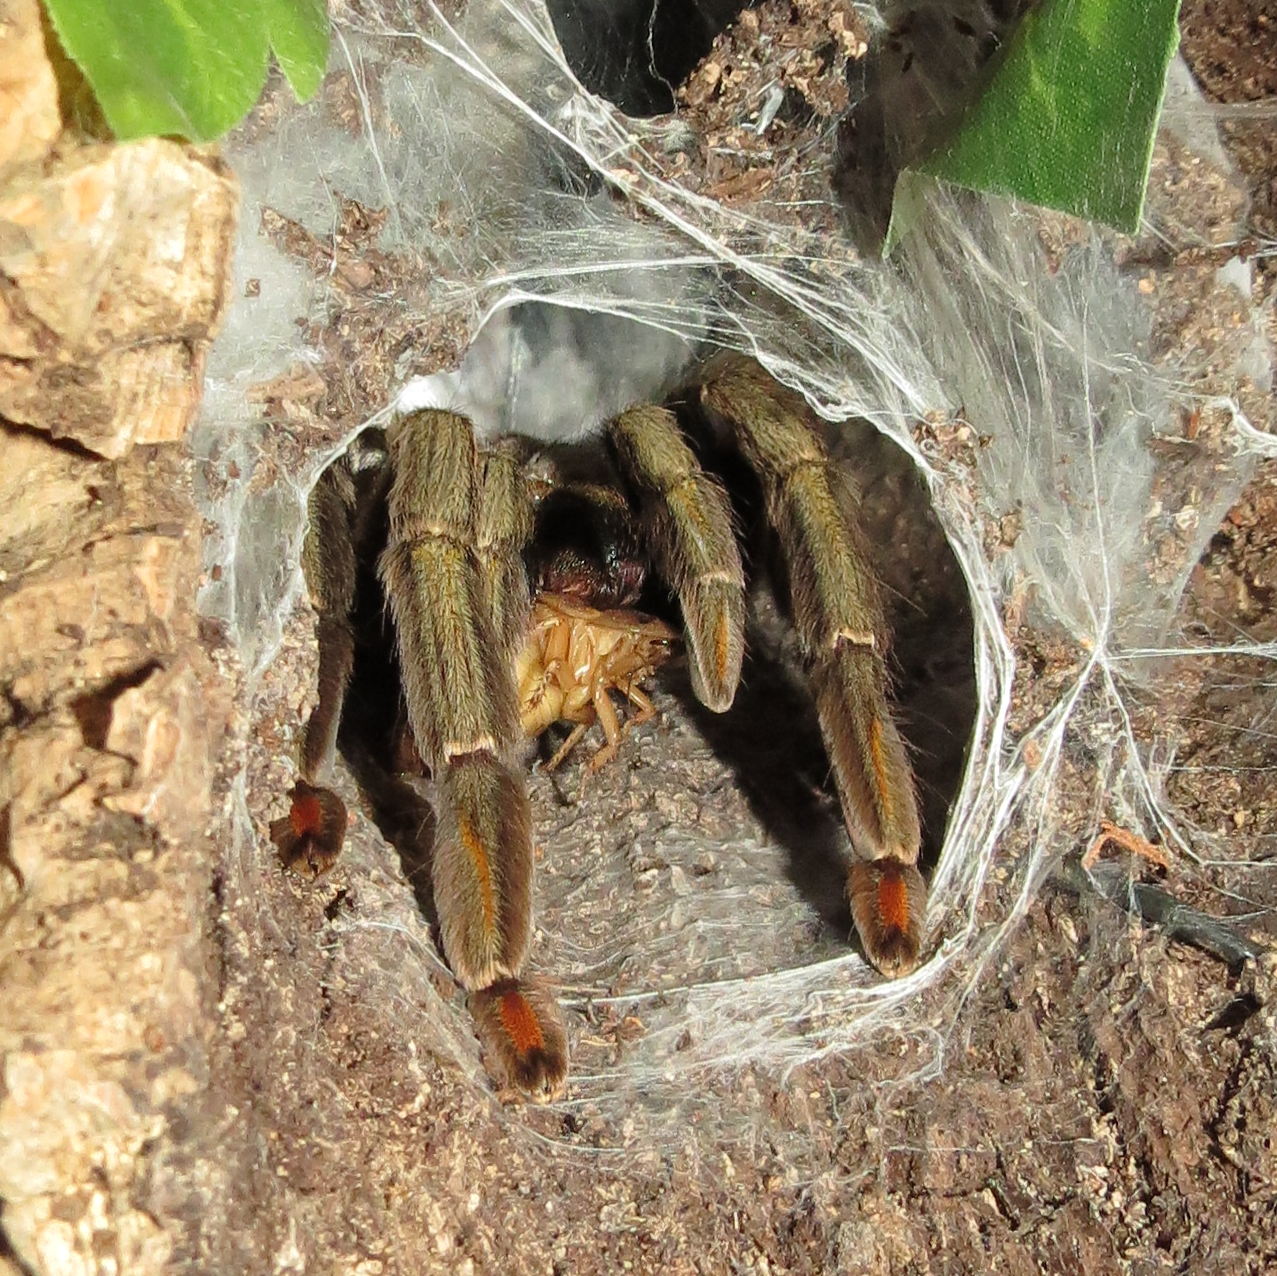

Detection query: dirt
(1181, 0), (1277, 249)
(3, 3), (1276, 1275)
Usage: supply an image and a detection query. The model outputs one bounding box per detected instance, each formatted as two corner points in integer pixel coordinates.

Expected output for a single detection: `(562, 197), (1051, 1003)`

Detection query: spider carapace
(271, 355), (926, 1101)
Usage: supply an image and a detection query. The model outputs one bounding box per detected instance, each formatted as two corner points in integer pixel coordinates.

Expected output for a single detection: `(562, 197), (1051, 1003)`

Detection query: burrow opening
(294, 301), (978, 983)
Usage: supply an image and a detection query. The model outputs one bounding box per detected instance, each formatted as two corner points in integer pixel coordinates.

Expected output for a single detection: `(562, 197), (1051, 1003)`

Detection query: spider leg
(380, 411), (528, 985)
(380, 409), (565, 1099)
(699, 357), (925, 978)
(608, 404), (745, 712)
(269, 778), (349, 879)
(475, 438), (533, 666)
(297, 430), (394, 785)
(298, 460), (360, 783)
(271, 449), (382, 876)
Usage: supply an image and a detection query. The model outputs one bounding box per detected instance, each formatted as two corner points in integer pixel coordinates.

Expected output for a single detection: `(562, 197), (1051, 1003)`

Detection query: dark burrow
(313, 336), (977, 957)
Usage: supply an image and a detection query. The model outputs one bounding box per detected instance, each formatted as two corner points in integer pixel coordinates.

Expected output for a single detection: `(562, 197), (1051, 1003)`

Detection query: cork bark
(0, 3), (238, 1270)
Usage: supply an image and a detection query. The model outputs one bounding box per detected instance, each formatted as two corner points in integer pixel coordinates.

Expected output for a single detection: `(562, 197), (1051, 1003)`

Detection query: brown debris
(669, 0), (867, 228)
(1082, 819), (1173, 872)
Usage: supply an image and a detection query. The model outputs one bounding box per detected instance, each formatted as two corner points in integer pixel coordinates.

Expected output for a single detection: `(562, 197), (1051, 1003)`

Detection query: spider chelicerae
(272, 353), (927, 1101)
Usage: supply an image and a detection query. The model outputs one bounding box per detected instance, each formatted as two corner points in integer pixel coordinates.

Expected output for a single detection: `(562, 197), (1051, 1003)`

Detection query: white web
(193, 0), (1273, 1149)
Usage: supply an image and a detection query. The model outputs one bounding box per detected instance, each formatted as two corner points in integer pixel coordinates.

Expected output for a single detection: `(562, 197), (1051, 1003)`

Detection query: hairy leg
(475, 439), (533, 665)
(299, 462), (360, 781)
(699, 357), (925, 977)
(271, 456), (366, 875)
(380, 409), (565, 1099)
(608, 403), (745, 712)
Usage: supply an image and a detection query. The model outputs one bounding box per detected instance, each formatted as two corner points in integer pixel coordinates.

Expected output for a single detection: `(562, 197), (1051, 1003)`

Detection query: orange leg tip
(270, 780), (348, 877)
(849, 858), (927, 980)
(470, 980), (568, 1103)
(289, 793), (325, 838)
(497, 986), (546, 1054)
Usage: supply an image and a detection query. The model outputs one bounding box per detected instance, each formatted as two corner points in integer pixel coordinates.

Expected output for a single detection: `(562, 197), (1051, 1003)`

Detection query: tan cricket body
(516, 593), (679, 772)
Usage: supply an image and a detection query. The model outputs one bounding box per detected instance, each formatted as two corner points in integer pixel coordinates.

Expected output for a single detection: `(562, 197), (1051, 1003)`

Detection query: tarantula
(272, 354), (926, 1101)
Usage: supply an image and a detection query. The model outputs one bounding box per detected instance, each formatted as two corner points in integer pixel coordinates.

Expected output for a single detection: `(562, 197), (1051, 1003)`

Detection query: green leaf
(264, 0), (330, 102)
(888, 0), (1181, 248)
(43, 0), (330, 142)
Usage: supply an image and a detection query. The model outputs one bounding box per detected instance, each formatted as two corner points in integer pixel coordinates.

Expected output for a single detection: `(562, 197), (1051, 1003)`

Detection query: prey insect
(518, 593), (678, 774)
(272, 355), (927, 1101)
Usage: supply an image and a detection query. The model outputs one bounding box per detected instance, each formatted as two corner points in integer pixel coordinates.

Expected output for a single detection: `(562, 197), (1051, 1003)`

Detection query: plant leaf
(44, 0), (330, 142)
(264, 0), (330, 103)
(888, 0), (1181, 249)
